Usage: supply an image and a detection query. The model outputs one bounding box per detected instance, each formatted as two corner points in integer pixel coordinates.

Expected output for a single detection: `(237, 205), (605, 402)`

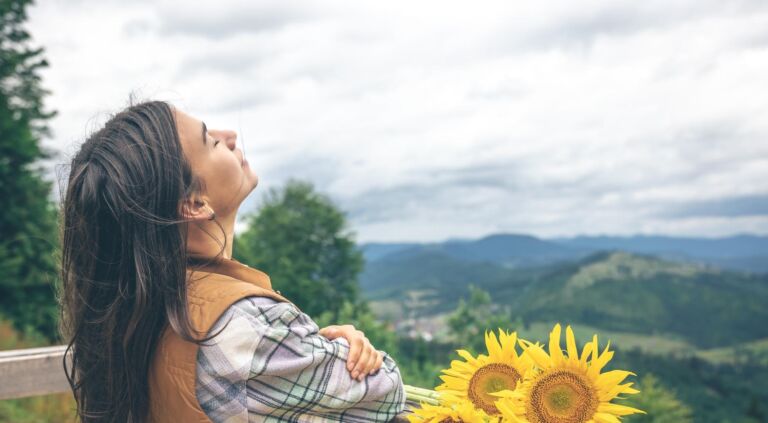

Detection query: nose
(225, 131), (238, 150)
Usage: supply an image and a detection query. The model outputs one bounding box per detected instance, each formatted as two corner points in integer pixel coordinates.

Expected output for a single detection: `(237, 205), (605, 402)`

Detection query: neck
(185, 212), (237, 259)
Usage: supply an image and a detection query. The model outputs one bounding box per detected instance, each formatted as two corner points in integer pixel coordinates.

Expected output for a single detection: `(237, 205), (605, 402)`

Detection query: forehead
(172, 108), (203, 154)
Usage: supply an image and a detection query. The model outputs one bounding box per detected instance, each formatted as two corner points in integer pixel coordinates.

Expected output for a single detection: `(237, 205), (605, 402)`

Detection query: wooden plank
(0, 346), (71, 400)
(0, 345), (68, 359)
(0, 346), (420, 421)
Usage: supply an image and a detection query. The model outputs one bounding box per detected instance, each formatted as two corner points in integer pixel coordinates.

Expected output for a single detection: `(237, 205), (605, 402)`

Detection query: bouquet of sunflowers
(403, 323), (645, 422)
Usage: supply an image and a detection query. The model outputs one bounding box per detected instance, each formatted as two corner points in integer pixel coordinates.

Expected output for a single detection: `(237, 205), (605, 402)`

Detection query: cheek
(206, 156), (245, 196)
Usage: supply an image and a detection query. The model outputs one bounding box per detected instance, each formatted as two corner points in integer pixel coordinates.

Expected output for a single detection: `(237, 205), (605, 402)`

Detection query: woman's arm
(196, 296), (406, 422)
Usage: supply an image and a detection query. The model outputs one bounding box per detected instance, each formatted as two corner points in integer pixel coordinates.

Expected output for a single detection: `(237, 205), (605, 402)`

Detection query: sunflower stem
(407, 394), (440, 406)
(404, 385), (443, 406)
(404, 384), (440, 399)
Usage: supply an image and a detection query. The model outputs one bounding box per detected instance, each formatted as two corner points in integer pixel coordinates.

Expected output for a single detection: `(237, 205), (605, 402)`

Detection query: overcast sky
(28, 0), (768, 243)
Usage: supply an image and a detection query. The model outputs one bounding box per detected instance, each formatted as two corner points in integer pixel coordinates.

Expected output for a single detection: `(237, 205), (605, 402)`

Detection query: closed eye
(206, 132), (219, 147)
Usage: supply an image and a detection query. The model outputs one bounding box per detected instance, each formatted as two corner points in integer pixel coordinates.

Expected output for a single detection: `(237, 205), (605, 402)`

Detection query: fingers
(329, 325), (383, 382)
(373, 350), (383, 372)
(352, 339), (384, 381)
(364, 348), (379, 375)
(352, 340), (371, 381)
(346, 334), (364, 372)
(318, 325), (339, 339)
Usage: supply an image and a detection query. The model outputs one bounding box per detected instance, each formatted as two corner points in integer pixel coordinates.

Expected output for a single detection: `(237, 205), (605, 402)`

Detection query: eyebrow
(201, 121), (207, 146)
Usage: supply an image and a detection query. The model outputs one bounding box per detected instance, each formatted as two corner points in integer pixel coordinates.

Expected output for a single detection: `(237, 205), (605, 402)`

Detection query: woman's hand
(318, 324), (383, 381)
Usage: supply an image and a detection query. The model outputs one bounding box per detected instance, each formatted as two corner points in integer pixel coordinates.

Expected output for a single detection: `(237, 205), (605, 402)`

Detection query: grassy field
(371, 303), (768, 366)
(696, 337), (768, 365)
(518, 321), (768, 365)
(518, 321), (696, 354)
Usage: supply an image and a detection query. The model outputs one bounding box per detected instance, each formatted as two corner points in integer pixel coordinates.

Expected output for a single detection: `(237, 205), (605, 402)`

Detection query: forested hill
(360, 249), (768, 349)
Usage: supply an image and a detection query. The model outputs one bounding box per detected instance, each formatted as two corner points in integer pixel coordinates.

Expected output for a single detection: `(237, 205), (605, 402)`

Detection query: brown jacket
(147, 257), (299, 422)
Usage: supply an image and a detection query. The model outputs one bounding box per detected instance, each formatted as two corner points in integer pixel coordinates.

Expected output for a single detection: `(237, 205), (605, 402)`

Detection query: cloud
(662, 194), (768, 218)
(28, 0), (768, 242)
(155, 2), (323, 39)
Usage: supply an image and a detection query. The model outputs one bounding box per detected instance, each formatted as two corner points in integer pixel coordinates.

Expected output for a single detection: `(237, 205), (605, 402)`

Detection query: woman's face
(174, 108), (258, 219)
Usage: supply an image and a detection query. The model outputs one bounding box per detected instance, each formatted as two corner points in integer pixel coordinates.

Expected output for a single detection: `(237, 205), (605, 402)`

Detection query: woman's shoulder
(227, 295), (297, 316)
(195, 295), (304, 379)
(232, 295), (281, 307)
(214, 295), (310, 334)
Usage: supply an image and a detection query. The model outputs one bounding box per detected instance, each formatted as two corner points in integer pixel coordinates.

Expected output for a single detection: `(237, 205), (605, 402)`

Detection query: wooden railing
(0, 346), (418, 421)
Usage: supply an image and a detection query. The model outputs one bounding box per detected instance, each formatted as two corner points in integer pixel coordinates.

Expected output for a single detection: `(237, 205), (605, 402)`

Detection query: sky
(27, 0), (768, 243)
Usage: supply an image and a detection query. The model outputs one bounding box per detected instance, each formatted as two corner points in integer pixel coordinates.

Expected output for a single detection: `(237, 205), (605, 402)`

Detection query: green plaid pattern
(195, 296), (406, 422)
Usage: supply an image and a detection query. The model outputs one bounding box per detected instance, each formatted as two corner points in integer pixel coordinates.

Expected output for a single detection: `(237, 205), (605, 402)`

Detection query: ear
(181, 196), (213, 222)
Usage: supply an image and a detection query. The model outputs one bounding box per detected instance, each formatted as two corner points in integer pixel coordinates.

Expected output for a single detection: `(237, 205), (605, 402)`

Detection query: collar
(187, 255), (282, 295)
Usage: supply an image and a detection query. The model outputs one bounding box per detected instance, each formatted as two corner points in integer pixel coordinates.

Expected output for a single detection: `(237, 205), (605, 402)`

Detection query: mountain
(360, 233), (768, 273)
(359, 248), (529, 303)
(551, 234), (768, 273)
(502, 251), (768, 348)
(360, 249), (768, 349)
(551, 234), (768, 258)
(362, 233), (592, 269)
(359, 242), (423, 262)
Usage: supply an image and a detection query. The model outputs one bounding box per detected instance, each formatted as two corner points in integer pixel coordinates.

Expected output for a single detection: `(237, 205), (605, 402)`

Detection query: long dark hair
(58, 100), (227, 422)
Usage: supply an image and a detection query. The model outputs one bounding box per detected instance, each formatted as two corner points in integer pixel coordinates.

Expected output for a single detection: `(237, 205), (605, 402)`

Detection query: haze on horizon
(28, 0), (768, 243)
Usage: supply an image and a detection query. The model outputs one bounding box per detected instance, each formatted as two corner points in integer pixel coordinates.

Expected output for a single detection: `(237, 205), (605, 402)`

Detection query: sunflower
(491, 324), (645, 423)
(436, 328), (534, 417)
(406, 393), (497, 423)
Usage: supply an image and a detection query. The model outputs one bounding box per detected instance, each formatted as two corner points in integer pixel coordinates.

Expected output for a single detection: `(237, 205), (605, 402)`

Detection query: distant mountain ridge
(360, 233), (768, 273)
(360, 248), (768, 349)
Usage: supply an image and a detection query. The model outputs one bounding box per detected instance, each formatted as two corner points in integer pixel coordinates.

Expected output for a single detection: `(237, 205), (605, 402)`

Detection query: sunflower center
(526, 369), (599, 423)
(467, 363), (521, 415)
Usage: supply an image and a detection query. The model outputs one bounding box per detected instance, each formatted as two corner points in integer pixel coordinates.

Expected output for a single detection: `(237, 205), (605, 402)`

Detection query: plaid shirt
(195, 296), (406, 422)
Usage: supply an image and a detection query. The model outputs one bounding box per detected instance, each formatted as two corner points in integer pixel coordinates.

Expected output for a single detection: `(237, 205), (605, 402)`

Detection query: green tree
(447, 284), (524, 355)
(0, 0), (60, 340)
(620, 374), (693, 423)
(234, 178), (364, 321)
(745, 396), (765, 423)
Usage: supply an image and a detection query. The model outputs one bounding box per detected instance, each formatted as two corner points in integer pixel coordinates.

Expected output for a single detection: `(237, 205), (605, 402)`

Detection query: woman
(59, 100), (405, 422)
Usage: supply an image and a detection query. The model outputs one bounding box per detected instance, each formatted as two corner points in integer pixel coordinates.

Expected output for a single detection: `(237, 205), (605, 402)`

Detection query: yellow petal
(501, 330), (519, 358)
(486, 329), (503, 358)
(598, 402), (646, 415)
(549, 323), (564, 365)
(518, 338), (533, 348)
(440, 368), (468, 378)
(596, 370), (634, 390)
(599, 381), (640, 402)
(589, 342), (614, 377)
(592, 412), (621, 423)
(437, 375), (469, 388)
(495, 399), (527, 423)
(621, 386), (640, 395)
(488, 389), (517, 398)
(521, 342), (551, 368)
(566, 325), (579, 361)
(580, 340), (594, 365)
(591, 334), (599, 362)
(447, 360), (475, 373)
(456, 349), (480, 365)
